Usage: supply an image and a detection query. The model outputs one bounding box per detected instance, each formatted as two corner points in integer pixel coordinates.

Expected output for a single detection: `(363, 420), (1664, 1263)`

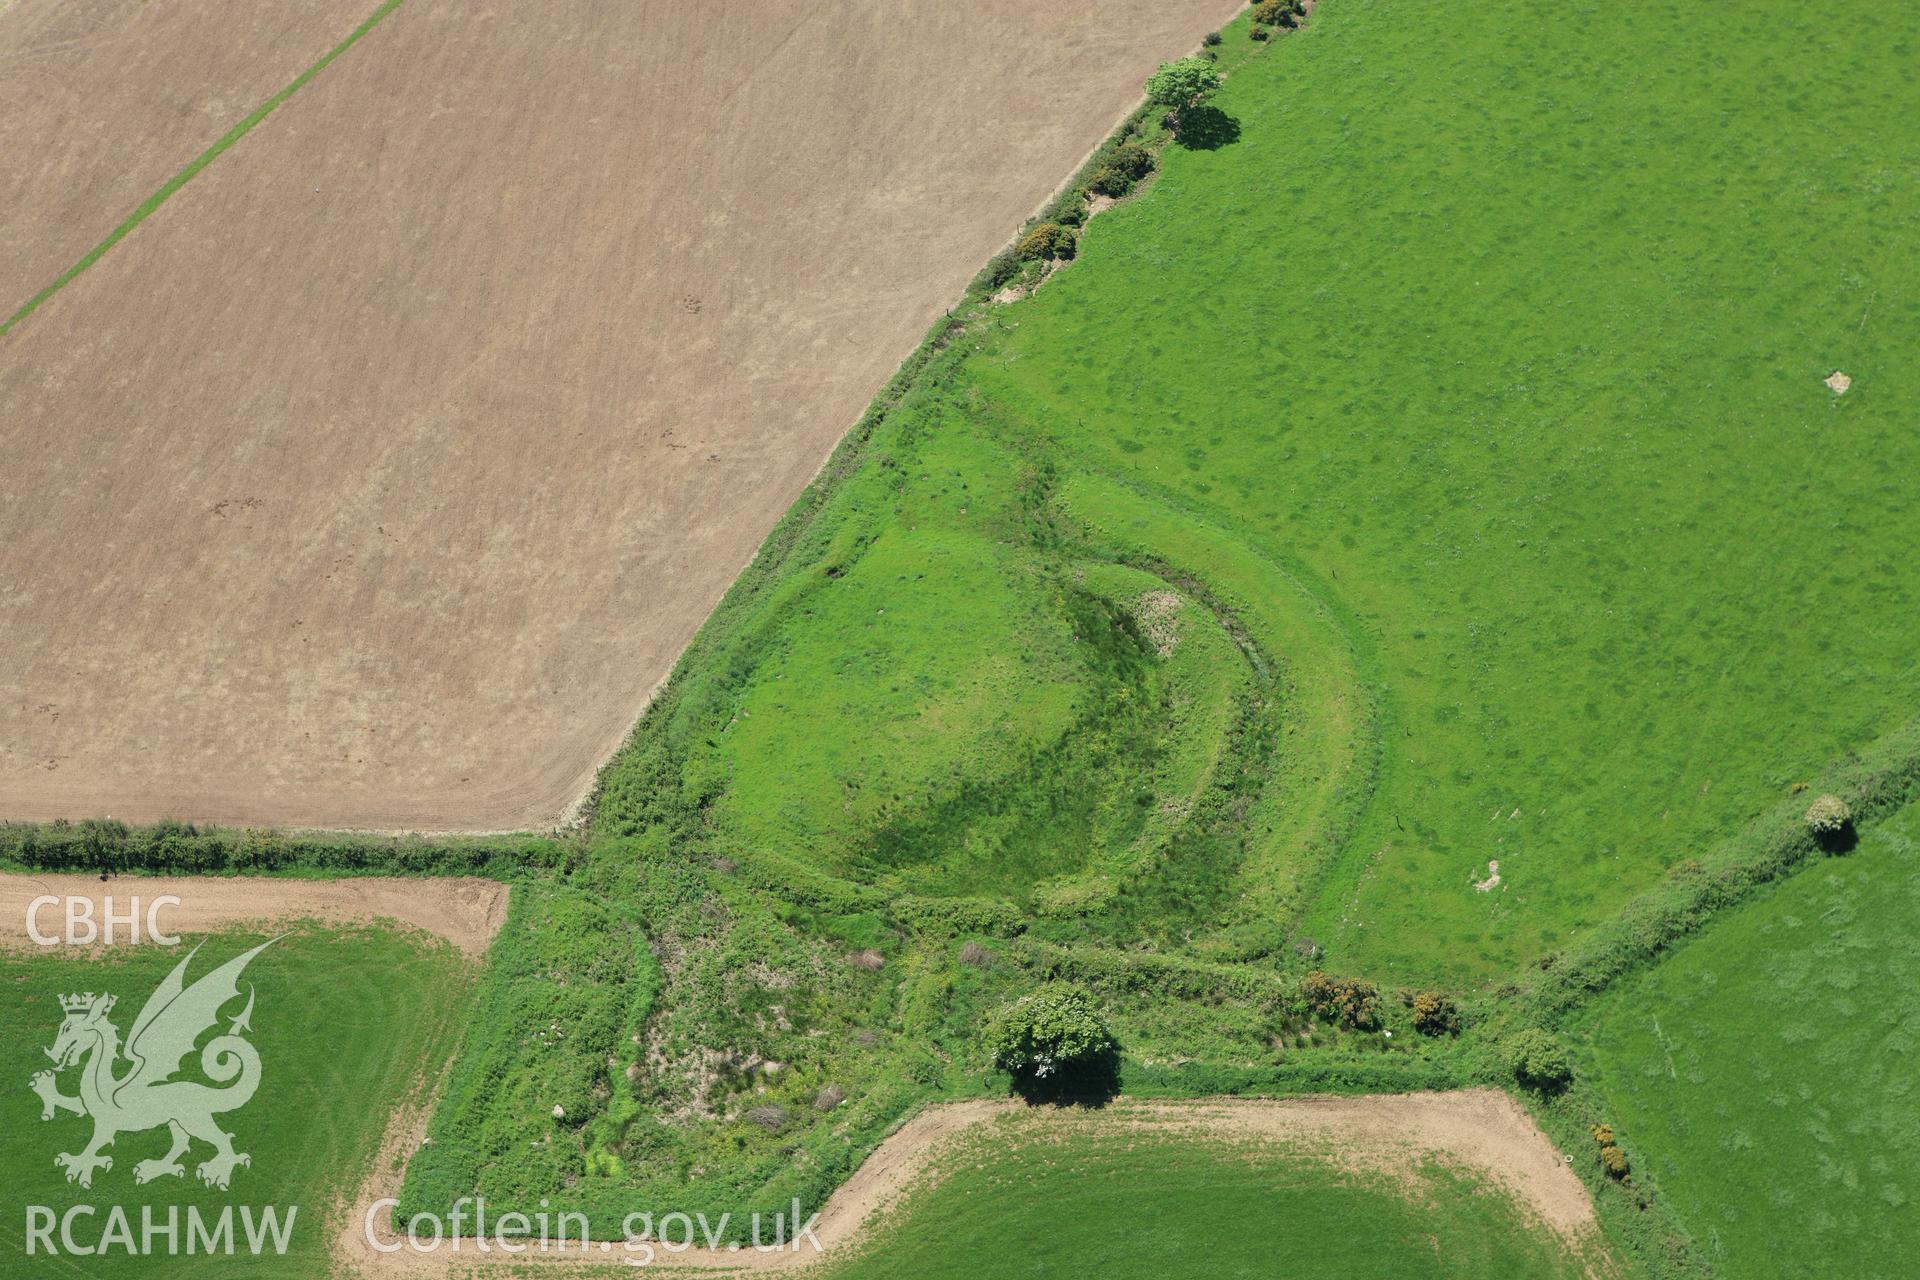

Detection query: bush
(1804, 793), (1851, 835)
(1301, 971), (1380, 1030)
(1249, 25), (1269, 41)
(1084, 167), (1133, 199)
(972, 248), (1022, 293)
(986, 984), (1120, 1101)
(1252, 0), (1306, 26)
(1600, 1144), (1631, 1180)
(1503, 1028), (1573, 1091)
(1110, 142), (1155, 180)
(1016, 222), (1076, 261)
(1410, 990), (1461, 1037)
(1203, 30), (1222, 46)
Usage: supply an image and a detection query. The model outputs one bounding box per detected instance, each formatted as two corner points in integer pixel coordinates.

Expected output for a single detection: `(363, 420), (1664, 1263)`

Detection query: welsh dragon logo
(29, 940), (274, 1191)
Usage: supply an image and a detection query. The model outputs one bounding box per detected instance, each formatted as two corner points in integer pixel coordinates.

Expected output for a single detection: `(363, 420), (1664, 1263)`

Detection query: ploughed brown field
(0, 0), (1238, 830)
(0, 0), (373, 313)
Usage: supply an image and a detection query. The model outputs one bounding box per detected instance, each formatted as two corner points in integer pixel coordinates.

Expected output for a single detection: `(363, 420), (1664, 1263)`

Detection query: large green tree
(1145, 57), (1222, 112)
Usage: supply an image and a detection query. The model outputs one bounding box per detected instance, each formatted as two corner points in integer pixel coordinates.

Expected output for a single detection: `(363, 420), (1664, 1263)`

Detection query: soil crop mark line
(0, 0), (409, 339)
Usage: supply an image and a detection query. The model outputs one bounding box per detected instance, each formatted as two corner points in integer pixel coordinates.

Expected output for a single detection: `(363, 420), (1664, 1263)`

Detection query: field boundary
(0, 821), (575, 878)
(1485, 717), (1920, 1280)
(1516, 712), (1920, 1026)
(0, 0), (408, 339)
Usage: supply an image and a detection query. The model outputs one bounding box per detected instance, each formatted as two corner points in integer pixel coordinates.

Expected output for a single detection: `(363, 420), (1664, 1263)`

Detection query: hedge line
(1122, 1055), (1464, 1097)
(0, 818), (576, 878)
(1486, 721), (1920, 1278)
(1007, 936), (1294, 1005)
(1518, 713), (1920, 1025)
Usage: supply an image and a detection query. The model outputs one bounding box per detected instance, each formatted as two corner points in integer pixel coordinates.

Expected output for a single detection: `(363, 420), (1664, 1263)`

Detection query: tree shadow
(1174, 105), (1242, 151)
(1521, 1075), (1573, 1100)
(1814, 822), (1859, 854)
(1008, 1049), (1122, 1107)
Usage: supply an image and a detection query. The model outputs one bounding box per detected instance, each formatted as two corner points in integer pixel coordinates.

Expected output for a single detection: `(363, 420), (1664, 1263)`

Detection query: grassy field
(1573, 799), (1920, 1278)
(820, 1124), (1589, 1280)
(583, 0), (1920, 988)
(971, 0), (1920, 981)
(0, 926), (474, 1277)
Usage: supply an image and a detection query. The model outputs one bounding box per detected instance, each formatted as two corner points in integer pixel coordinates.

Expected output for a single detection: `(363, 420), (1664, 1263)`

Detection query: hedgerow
(1517, 714), (1920, 1024)
(0, 817), (575, 877)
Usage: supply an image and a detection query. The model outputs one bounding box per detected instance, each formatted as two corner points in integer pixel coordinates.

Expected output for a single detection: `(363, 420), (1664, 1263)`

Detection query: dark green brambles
(1084, 166), (1133, 198)
(1410, 990), (1460, 1037)
(1109, 141), (1155, 179)
(1503, 1029), (1572, 1091)
(1302, 971), (1380, 1030)
(1252, 0), (1306, 30)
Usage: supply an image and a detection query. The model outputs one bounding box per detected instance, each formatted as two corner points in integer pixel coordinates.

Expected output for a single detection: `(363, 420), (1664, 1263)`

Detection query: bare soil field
(0, 870), (507, 956)
(336, 1090), (1604, 1274)
(0, 0), (1240, 831)
(0, 0), (374, 313)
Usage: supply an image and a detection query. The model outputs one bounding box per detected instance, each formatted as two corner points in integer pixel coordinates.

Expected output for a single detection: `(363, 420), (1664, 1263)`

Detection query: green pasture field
(0, 926), (474, 1278)
(972, 0), (1920, 981)
(1573, 799), (1920, 1279)
(819, 1123), (1590, 1280)
(583, 0), (1920, 988)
